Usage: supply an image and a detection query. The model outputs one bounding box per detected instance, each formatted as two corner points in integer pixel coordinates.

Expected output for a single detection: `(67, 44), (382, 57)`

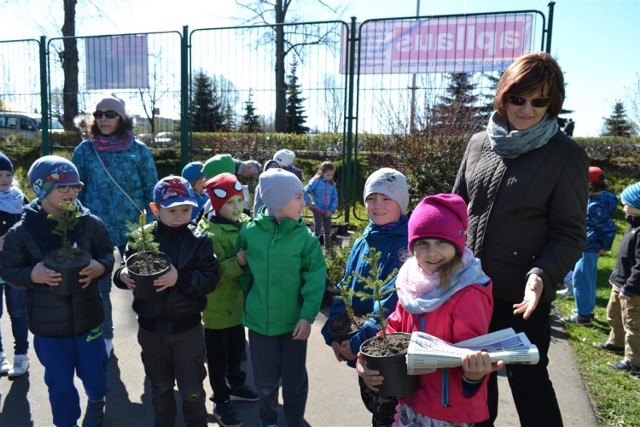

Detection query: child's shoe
(8, 355), (29, 378)
(213, 400), (243, 427)
(229, 384), (259, 402)
(82, 398), (106, 427)
(0, 353), (12, 375)
(561, 314), (592, 326)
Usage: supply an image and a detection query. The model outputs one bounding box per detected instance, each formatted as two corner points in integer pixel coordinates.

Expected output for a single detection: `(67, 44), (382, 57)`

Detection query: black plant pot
(44, 248), (92, 296)
(126, 251), (171, 300)
(360, 332), (419, 398)
(328, 312), (366, 343)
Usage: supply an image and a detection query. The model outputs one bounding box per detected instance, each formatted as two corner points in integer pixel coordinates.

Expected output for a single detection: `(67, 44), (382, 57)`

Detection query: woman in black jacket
(453, 52), (589, 427)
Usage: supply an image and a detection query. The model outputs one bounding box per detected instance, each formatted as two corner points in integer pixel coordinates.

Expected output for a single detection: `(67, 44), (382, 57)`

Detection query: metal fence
(0, 5), (552, 216)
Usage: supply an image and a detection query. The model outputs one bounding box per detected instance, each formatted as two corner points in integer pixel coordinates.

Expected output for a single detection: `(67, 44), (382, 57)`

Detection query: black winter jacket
(609, 215), (640, 298)
(114, 220), (219, 334)
(453, 130), (589, 303)
(0, 200), (114, 337)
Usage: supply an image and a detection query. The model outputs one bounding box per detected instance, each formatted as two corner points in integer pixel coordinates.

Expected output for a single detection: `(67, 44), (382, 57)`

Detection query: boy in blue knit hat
(0, 155), (114, 427)
(181, 161), (207, 221)
(595, 181), (640, 379)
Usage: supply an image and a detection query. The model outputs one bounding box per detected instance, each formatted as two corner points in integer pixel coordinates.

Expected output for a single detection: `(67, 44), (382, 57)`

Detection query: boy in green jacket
(197, 173), (257, 427)
(237, 168), (326, 427)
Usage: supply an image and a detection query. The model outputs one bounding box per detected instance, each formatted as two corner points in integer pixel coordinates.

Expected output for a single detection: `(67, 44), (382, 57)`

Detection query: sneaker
(82, 398), (106, 427)
(608, 360), (640, 372)
(556, 288), (573, 298)
(8, 355), (29, 378)
(104, 338), (113, 357)
(561, 314), (592, 326)
(594, 342), (624, 353)
(229, 384), (259, 402)
(0, 353), (12, 375)
(213, 400), (243, 427)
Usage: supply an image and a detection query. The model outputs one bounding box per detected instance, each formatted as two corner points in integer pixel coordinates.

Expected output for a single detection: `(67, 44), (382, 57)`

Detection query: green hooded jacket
(236, 213), (326, 336)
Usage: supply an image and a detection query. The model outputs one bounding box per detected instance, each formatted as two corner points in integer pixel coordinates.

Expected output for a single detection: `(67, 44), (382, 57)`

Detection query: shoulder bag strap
(91, 143), (144, 214)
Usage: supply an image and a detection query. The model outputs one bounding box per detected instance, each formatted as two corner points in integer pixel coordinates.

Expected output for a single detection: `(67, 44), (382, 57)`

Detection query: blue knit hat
(182, 161), (205, 183)
(0, 152), (13, 173)
(153, 175), (197, 208)
(28, 155), (82, 200)
(620, 182), (640, 210)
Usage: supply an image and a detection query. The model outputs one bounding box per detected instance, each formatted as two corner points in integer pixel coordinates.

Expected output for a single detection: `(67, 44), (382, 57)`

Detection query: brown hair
(313, 161), (336, 184)
(87, 115), (134, 139)
(494, 52), (565, 118)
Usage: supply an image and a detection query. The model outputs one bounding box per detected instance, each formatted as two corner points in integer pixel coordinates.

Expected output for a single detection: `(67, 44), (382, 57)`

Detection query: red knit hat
(204, 173), (244, 212)
(588, 166), (604, 184)
(408, 194), (468, 255)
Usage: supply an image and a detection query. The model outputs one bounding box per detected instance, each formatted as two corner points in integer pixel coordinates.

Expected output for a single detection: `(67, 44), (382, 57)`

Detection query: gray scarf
(487, 112), (559, 159)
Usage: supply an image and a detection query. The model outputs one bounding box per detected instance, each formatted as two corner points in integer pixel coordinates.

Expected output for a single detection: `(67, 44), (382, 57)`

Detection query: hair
(407, 239), (463, 290)
(313, 161), (336, 183)
(590, 179), (607, 193)
(494, 52), (565, 118)
(87, 115), (134, 139)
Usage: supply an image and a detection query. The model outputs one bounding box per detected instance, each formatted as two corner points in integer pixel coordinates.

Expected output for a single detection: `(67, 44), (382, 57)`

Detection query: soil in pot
(328, 312), (367, 343)
(126, 251), (171, 300)
(360, 332), (419, 398)
(44, 248), (92, 296)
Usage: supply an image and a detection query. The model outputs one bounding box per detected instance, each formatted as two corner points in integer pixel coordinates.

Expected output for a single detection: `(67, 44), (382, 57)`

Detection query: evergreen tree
(602, 101), (636, 137)
(240, 90), (263, 132)
(191, 70), (224, 132)
(428, 73), (485, 135)
(285, 63), (309, 134)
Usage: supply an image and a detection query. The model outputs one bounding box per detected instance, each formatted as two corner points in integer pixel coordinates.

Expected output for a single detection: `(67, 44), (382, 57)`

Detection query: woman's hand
(513, 273), (543, 320)
(356, 352), (383, 392)
(292, 319), (311, 340)
(78, 259), (106, 288)
(461, 351), (504, 382)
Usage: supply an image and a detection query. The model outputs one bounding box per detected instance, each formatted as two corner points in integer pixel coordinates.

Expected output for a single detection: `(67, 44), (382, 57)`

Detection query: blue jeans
(0, 282), (29, 355)
(573, 251), (599, 316)
(249, 330), (308, 427)
(34, 328), (109, 427)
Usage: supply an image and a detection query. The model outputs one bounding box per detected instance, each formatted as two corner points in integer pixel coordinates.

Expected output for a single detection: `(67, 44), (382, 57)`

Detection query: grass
(554, 219), (640, 427)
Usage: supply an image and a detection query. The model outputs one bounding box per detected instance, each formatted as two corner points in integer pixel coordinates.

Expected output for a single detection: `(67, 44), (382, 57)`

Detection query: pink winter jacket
(386, 281), (493, 424)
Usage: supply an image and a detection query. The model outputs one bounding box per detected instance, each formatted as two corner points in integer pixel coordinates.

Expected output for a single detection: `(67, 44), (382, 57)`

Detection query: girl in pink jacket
(358, 194), (502, 426)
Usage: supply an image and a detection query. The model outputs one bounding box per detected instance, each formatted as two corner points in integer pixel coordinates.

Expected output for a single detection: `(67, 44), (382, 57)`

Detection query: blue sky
(1, 0), (638, 136)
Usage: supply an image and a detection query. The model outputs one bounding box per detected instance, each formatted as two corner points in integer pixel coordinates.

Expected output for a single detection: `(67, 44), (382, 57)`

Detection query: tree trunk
(61, 0), (79, 131)
(274, 0), (287, 132)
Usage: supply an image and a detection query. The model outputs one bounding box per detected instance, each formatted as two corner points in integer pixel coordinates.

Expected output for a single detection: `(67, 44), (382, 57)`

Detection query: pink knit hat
(408, 194), (468, 255)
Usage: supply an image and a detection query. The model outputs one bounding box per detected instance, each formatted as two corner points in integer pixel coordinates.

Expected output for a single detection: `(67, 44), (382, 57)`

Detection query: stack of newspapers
(406, 328), (540, 375)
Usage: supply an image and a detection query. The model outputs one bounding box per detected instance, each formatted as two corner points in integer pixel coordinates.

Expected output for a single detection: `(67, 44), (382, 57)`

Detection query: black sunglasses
(507, 94), (551, 108)
(93, 110), (119, 119)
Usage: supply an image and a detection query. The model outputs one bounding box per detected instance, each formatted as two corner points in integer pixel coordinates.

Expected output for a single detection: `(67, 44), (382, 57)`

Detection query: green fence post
(181, 25), (190, 169)
(40, 36), (50, 155)
(342, 17), (358, 223)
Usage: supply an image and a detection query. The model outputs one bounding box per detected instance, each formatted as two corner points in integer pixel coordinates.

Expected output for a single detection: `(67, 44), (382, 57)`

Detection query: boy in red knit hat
(357, 194), (501, 426)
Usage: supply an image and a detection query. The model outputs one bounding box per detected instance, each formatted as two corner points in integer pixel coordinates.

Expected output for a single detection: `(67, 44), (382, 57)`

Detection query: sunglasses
(507, 94), (551, 108)
(57, 184), (84, 193)
(92, 110), (119, 119)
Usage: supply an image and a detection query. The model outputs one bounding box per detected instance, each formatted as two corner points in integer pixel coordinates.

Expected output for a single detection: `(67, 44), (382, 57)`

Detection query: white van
(0, 112), (64, 142)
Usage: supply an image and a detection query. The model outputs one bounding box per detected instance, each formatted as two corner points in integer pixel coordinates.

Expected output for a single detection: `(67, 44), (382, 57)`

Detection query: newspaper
(406, 328), (539, 375)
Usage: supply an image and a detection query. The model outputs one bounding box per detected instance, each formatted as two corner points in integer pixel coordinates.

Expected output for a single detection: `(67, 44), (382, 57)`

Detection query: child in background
(562, 166), (618, 325)
(0, 152), (30, 378)
(182, 161), (208, 221)
(114, 175), (219, 427)
(321, 167), (410, 426)
(236, 168), (326, 427)
(0, 155), (114, 427)
(595, 182), (640, 379)
(252, 159), (280, 217)
(197, 173), (258, 427)
(273, 149), (302, 181)
(357, 194), (501, 426)
(304, 161), (338, 248)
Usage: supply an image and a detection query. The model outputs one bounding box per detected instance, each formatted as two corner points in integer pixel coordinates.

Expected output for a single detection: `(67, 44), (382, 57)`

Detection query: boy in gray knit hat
(236, 168), (326, 427)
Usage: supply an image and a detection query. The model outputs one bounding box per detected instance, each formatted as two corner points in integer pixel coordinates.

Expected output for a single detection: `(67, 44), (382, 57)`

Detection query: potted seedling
(358, 248), (419, 398)
(43, 200), (92, 295)
(327, 280), (367, 343)
(124, 211), (171, 300)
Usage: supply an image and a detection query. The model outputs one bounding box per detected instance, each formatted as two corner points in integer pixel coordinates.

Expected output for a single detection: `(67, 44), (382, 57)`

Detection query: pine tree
(191, 71), (224, 132)
(602, 101), (637, 137)
(285, 63), (309, 134)
(240, 90), (263, 133)
(428, 73), (485, 135)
